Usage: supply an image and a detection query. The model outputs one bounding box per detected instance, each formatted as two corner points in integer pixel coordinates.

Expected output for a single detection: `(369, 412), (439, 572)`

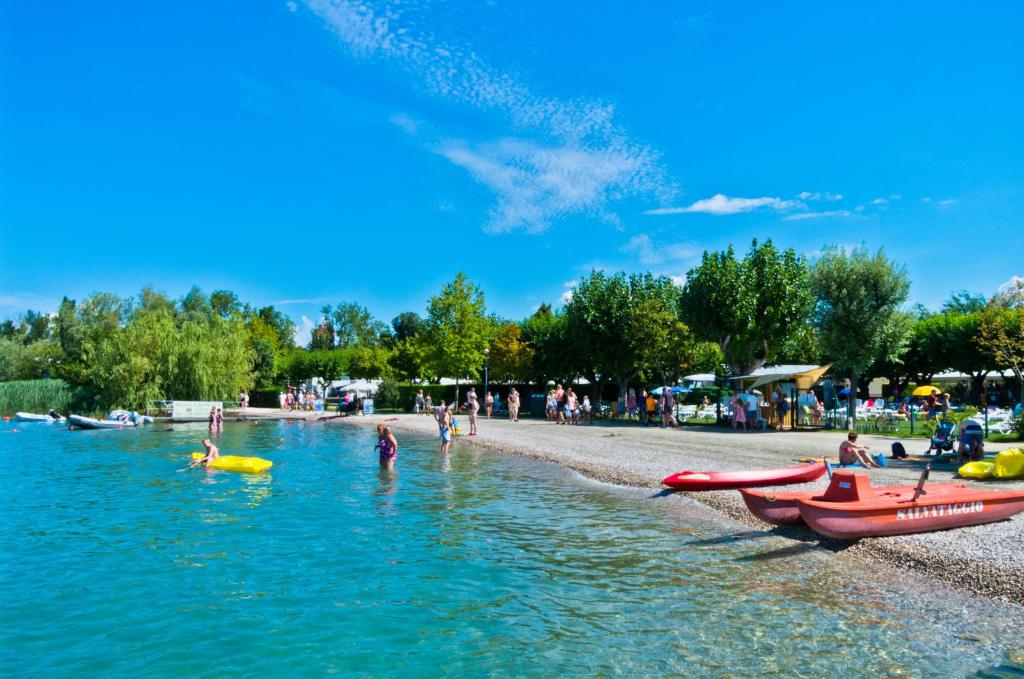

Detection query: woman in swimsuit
(375, 425), (398, 470)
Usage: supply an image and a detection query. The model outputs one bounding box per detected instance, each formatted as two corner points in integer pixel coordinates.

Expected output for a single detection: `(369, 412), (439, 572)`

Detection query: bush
(0, 379), (73, 416)
(375, 380), (401, 410)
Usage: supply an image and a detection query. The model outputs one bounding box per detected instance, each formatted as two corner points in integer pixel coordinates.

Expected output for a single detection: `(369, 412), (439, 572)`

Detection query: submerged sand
(327, 412), (1024, 605)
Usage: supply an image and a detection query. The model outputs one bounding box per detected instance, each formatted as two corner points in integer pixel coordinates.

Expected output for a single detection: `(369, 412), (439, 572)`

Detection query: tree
(810, 246), (911, 422)
(388, 337), (429, 382)
(309, 306), (336, 351)
(210, 290), (242, 318)
(978, 281), (1024, 406)
(423, 273), (490, 404)
(563, 271), (696, 402)
(255, 306), (297, 349)
(392, 312), (426, 342)
(521, 304), (568, 386)
(330, 302), (388, 348)
(348, 345), (391, 379)
(488, 323), (535, 383)
(942, 291), (987, 314)
(680, 240), (814, 375)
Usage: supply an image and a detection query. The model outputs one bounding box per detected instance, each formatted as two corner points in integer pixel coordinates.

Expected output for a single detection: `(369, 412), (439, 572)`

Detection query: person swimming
(374, 424), (398, 470)
(189, 438), (220, 468)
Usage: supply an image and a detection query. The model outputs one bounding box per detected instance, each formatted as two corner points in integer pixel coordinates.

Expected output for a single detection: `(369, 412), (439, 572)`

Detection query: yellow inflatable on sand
(993, 448), (1024, 479)
(191, 452), (272, 474)
(958, 461), (994, 479)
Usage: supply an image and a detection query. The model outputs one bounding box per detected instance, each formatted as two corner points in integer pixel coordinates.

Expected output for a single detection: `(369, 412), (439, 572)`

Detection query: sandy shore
(331, 412), (1024, 605)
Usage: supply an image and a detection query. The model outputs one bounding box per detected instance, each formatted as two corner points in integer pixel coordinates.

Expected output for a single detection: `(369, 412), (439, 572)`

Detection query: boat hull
(68, 415), (137, 430)
(663, 462), (826, 491)
(14, 412), (65, 423)
(741, 482), (970, 527)
(798, 492), (1024, 539)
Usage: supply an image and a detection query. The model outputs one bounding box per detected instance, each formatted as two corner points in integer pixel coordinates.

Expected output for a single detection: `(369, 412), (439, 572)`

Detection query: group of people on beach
(413, 388), (521, 422)
(279, 388), (317, 412)
(546, 384), (592, 424)
(623, 387), (679, 427)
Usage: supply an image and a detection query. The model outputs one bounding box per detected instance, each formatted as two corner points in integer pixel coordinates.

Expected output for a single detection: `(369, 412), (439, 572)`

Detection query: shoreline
(330, 412), (1024, 606)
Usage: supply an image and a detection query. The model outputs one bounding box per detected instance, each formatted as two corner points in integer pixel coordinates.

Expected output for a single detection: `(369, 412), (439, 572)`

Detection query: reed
(0, 379), (73, 416)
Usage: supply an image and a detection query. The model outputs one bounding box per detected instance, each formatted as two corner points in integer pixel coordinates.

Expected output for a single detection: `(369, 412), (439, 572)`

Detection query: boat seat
(820, 470), (877, 502)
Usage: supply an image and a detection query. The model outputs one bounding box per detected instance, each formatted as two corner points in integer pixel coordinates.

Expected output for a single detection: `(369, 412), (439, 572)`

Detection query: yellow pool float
(191, 452), (273, 474)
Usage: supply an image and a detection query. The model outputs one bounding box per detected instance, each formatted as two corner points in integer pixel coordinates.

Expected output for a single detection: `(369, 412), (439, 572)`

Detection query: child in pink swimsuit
(375, 425), (398, 470)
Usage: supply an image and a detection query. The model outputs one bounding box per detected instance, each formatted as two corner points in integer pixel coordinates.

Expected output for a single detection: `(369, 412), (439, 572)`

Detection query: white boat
(14, 411), (66, 423)
(68, 414), (137, 430)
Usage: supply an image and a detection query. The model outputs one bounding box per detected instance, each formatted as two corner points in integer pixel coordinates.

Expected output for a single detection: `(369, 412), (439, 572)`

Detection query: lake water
(2, 419), (1022, 677)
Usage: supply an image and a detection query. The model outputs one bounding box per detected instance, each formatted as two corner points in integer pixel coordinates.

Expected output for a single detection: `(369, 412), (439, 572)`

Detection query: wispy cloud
(440, 138), (659, 233)
(798, 191), (843, 201)
(783, 210), (853, 221)
(870, 197), (889, 206)
(645, 193), (798, 216)
(305, 0), (668, 232)
(272, 297), (331, 306)
(938, 198), (957, 206)
(620, 234), (699, 265)
(389, 112), (418, 135)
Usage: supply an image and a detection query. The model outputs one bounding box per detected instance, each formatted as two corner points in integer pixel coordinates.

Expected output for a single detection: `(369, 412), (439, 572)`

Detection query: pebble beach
(328, 412), (1024, 605)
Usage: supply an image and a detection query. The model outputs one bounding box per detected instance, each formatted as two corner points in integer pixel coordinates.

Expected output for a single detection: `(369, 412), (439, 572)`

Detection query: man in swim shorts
(190, 438), (220, 467)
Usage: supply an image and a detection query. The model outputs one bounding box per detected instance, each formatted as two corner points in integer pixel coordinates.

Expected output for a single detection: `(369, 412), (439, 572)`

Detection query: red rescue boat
(740, 481), (970, 527)
(662, 462), (826, 491)
(797, 470), (1024, 539)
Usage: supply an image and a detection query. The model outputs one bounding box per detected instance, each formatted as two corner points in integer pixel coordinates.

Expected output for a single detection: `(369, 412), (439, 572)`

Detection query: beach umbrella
(651, 387), (665, 395)
(838, 387), (850, 396)
(912, 385), (940, 397)
(671, 386), (690, 394)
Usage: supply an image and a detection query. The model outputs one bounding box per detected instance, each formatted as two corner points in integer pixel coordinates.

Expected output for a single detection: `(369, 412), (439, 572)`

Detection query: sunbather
(839, 432), (879, 467)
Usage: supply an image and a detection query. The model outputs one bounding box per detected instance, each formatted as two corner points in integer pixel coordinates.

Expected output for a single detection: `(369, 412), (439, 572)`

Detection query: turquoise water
(2, 419), (1022, 677)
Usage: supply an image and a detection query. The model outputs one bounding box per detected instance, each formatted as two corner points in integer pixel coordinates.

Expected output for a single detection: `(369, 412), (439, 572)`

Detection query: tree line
(1, 243), (1022, 414)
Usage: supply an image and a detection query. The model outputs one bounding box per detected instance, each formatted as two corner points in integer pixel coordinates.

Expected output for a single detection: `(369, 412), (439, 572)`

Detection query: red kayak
(662, 462), (826, 491)
(740, 481), (970, 527)
(797, 470), (1024, 539)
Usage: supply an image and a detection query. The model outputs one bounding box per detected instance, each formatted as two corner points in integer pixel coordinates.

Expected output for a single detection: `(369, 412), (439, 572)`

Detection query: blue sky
(2, 1), (1022, 343)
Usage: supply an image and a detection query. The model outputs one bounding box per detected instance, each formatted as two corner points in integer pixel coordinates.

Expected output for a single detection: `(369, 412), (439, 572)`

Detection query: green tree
(521, 304), (568, 386)
(423, 273), (490, 404)
(392, 312), (426, 342)
(488, 322), (535, 383)
(388, 337), (428, 382)
(329, 302), (388, 348)
(680, 240), (814, 375)
(309, 306), (336, 350)
(810, 246), (911, 422)
(349, 345), (391, 379)
(978, 280), (1024, 406)
(210, 290), (242, 318)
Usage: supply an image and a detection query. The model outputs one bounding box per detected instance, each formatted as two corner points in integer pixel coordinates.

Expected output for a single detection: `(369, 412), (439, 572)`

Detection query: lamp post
(483, 348), (490, 400)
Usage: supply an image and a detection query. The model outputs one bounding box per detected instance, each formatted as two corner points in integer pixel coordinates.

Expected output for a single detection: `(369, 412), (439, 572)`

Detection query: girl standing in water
(375, 424), (398, 470)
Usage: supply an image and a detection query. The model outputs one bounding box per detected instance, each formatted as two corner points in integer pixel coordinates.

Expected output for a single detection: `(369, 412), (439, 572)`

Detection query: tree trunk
(847, 370), (859, 426)
(968, 372), (987, 407)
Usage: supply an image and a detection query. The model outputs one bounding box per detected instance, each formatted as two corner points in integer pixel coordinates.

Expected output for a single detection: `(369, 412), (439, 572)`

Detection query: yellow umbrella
(912, 385), (939, 397)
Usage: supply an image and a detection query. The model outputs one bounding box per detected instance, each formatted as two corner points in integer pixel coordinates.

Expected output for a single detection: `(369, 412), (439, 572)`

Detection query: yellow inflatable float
(191, 452), (273, 474)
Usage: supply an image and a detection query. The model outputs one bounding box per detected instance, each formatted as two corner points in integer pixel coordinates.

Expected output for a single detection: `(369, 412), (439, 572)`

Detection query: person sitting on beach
(374, 424), (398, 470)
(190, 439), (220, 468)
(956, 419), (985, 464)
(839, 432), (879, 467)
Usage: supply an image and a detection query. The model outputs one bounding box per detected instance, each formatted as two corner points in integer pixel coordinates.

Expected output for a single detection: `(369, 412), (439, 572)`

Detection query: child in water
(190, 439), (220, 468)
(375, 424), (398, 470)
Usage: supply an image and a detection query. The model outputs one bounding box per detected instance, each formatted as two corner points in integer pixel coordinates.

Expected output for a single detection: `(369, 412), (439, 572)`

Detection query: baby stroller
(925, 420), (956, 455)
